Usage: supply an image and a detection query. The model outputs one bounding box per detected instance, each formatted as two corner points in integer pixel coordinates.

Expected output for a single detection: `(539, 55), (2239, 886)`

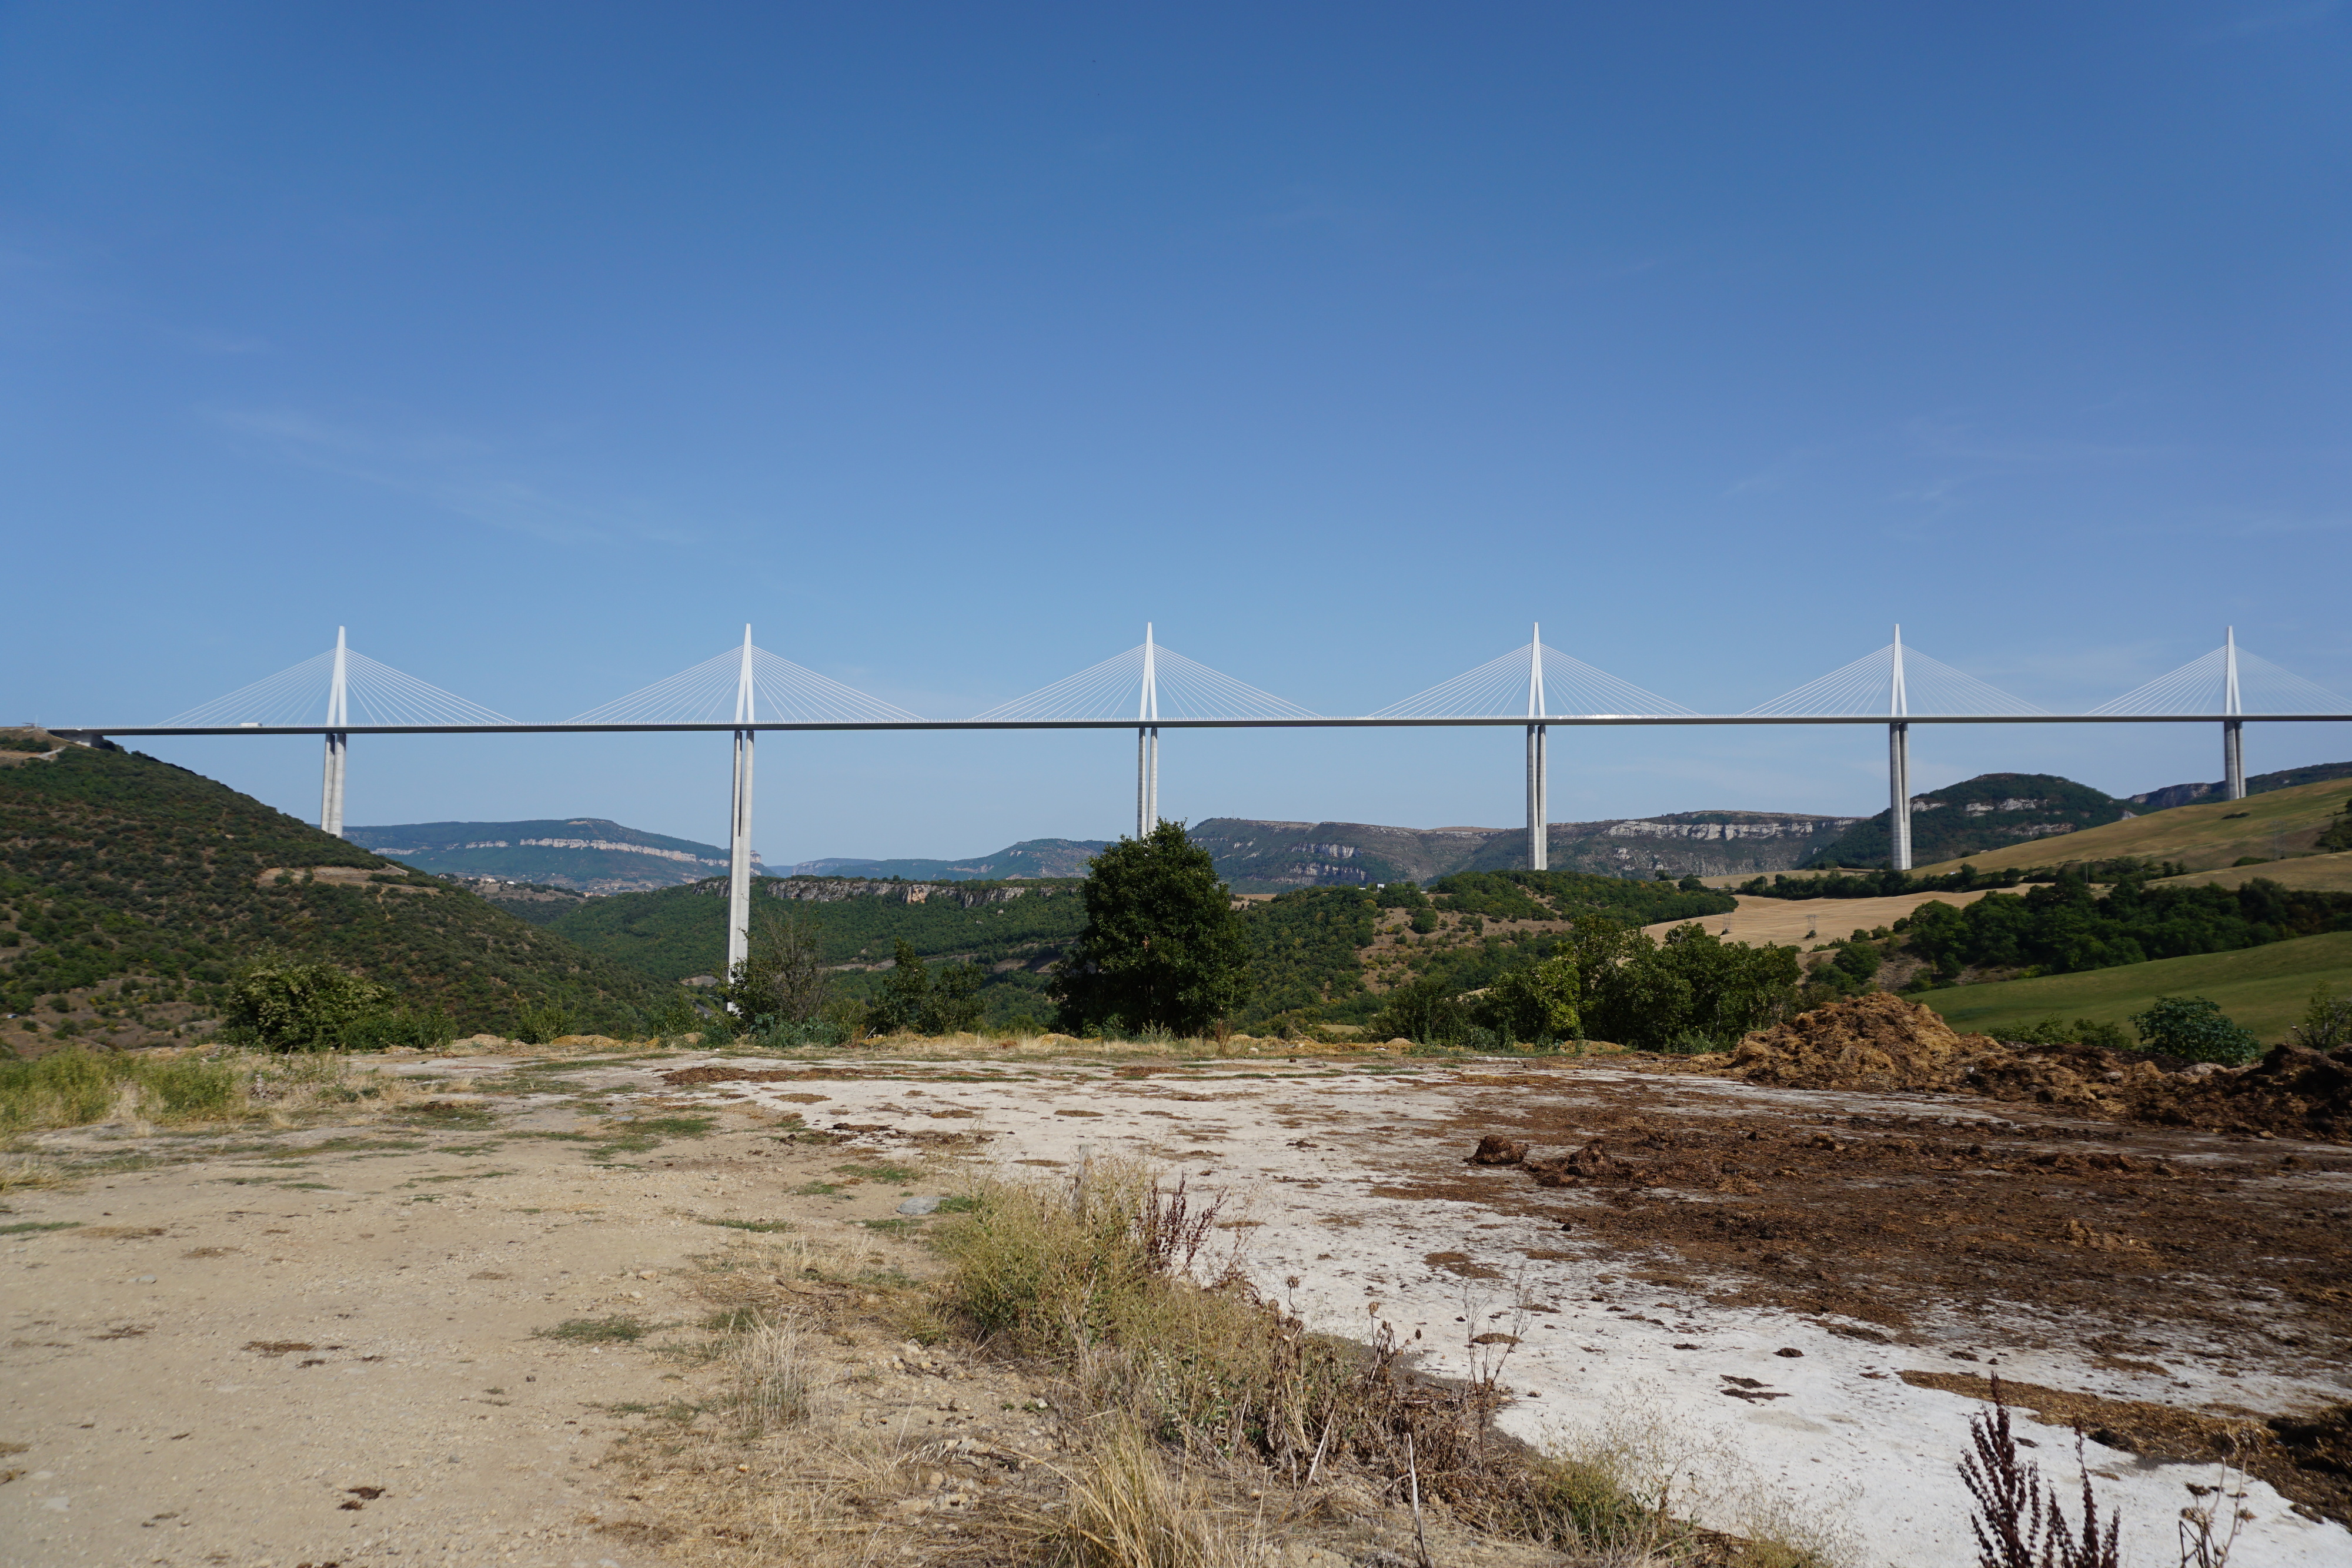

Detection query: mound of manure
(1726, 994), (2352, 1141)
(1730, 992), (1994, 1091)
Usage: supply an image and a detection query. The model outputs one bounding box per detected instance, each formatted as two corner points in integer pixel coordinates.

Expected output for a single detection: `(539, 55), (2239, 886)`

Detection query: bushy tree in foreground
(1476, 954), (1580, 1044)
(1051, 821), (1250, 1037)
(863, 939), (985, 1037)
(222, 958), (453, 1051)
(723, 908), (831, 1026)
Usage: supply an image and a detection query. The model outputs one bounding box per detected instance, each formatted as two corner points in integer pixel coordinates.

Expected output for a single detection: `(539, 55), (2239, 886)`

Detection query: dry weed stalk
(2177, 1433), (2255, 1568)
(1960, 1379), (2121, 1568)
(1139, 1175), (1224, 1278)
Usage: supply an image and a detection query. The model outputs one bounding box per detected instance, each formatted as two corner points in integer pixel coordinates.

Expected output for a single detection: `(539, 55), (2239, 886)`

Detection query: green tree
(1475, 955), (1580, 1045)
(2288, 982), (2352, 1051)
(918, 961), (986, 1035)
(724, 909), (831, 1026)
(1370, 974), (1474, 1044)
(1582, 924), (1803, 1051)
(866, 940), (934, 1035)
(2130, 995), (2264, 1065)
(223, 958), (393, 1051)
(1051, 821), (1251, 1036)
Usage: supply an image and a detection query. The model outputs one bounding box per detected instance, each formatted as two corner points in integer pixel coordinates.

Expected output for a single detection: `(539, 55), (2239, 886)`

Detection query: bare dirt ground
(5, 1044), (2349, 1568)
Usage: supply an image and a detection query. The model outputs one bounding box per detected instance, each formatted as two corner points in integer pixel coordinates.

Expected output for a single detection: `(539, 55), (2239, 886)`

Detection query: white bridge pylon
(1743, 630), (2044, 872)
(2090, 630), (2348, 803)
(158, 628), (517, 840)
(571, 631), (923, 989)
(972, 627), (1318, 838)
(1372, 632), (1696, 871)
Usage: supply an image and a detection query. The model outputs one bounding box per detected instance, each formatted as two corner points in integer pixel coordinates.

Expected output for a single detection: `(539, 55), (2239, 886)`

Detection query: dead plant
(0, 1155), (65, 1192)
(1035, 1420), (1247, 1568)
(727, 1312), (817, 1435)
(1960, 1379), (2122, 1568)
(2176, 1433), (2255, 1568)
(1139, 1175), (1224, 1278)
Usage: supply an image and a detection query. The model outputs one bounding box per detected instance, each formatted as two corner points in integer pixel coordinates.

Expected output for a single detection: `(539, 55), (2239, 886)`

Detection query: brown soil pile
(1730, 992), (1995, 1090)
(1525, 1138), (1631, 1185)
(1727, 994), (2352, 1141)
(661, 1064), (833, 1086)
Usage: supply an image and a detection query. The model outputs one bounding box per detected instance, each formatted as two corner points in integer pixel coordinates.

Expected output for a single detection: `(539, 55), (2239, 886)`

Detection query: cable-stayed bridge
(59, 622), (2352, 979)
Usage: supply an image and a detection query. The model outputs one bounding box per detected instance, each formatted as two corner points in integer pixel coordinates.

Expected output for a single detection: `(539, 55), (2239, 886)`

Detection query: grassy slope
(1910, 774), (2352, 877)
(0, 744), (659, 1042)
(1916, 930), (2352, 1043)
(2151, 852), (2352, 894)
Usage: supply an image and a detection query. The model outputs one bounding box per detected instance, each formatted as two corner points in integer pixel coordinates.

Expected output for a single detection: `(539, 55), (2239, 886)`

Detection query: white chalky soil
(6, 1049), (2346, 1568)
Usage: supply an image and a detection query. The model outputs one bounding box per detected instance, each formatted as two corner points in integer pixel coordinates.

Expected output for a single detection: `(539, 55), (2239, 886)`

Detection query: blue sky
(6, 2), (2348, 862)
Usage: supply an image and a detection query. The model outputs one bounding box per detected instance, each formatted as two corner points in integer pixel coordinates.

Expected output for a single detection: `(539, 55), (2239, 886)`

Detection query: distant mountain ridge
(786, 838), (1108, 881)
(2127, 761), (2352, 813)
(346, 818), (760, 893)
(1191, 810), (1858, 891)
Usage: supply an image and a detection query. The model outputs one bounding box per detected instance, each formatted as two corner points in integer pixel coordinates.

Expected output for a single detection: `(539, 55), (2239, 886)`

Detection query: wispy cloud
(2189, 1), (2338, 42)
(201, 404), (700, 547)
(1725, 445), (1827, 497)
(171, 327), (271, 356)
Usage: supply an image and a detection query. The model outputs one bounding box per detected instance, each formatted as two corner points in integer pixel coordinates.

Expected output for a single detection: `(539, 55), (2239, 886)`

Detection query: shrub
(2288, 983), (2352, 1051)
(861, 939), (987, 1037)
(1475, 955), (1579, 1045)
(342, 1008), (457, 1052)
(512, 998), (577, 1045)
(723, 910), (831, 1028)
(934, 1164), (1674, 1557)
(2128, 996), (2263, 1065)
(1581, 922), (1803, 1051)
(1371, 975), (1476, 1045)
(223, 960), (393, 1051)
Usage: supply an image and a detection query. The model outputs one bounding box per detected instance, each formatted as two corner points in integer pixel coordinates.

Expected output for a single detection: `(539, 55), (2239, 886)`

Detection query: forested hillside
(1807, 773), (2127, 868)
(547, 875), (1093, 1028)
(0, 738), (659, 1053)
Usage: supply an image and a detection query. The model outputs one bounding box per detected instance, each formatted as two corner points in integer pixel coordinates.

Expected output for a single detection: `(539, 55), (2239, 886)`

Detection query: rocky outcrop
(1195, 811), (1860, 890)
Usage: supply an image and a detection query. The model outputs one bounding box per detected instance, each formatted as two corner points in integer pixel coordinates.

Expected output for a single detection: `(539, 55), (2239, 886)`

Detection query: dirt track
(5, 1046), (2350, 1567)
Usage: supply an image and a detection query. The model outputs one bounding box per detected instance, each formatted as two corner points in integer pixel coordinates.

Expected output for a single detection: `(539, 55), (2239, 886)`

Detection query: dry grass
(0, 1046), (416, 1134)
(563, 1161), (1844, 1568)
(1036, 1421), (1252, 1568)
(0, 1155), (66, 1191)
(728, 1313), (819, 1435)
